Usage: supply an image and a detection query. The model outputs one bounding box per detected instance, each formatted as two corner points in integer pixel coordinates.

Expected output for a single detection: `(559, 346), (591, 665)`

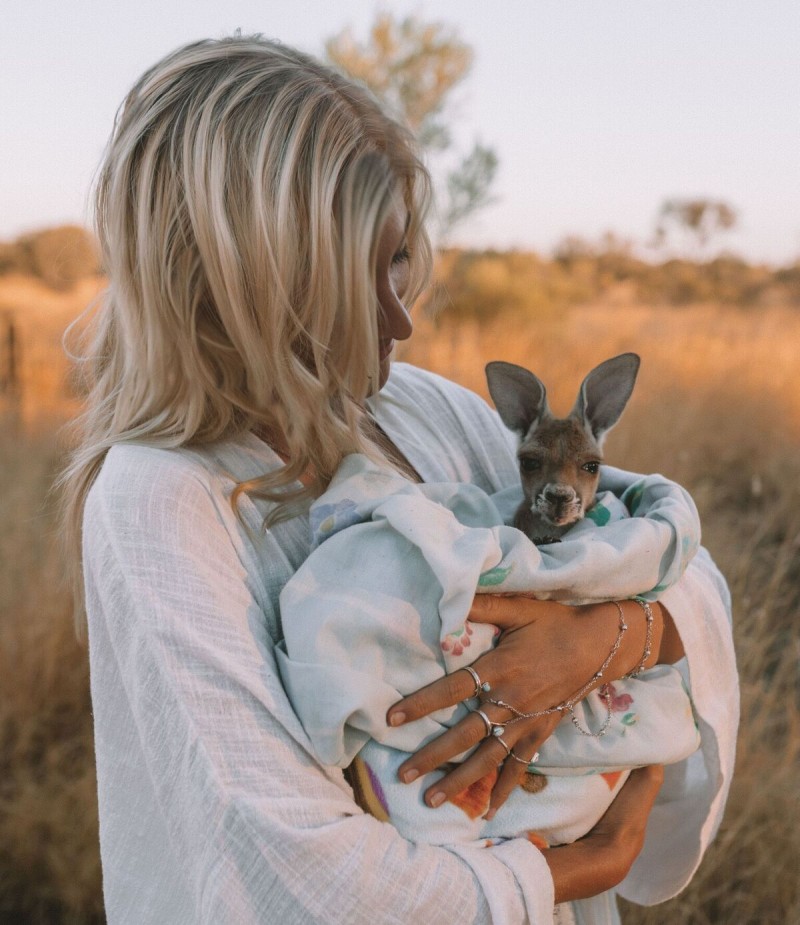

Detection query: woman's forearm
(544, 765), (664, 904)
(545, 839), (623, 904)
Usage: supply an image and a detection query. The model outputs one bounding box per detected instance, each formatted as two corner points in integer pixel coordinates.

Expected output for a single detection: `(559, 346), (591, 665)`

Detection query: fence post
(0, 310), (21, 419)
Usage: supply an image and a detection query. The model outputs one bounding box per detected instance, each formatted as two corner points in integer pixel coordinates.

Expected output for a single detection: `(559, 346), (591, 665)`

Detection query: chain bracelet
(573, 599), (653, 737)
(484, 601), (628, 721)
(624, 599), (654, 677)
(570, 684), (613, 737)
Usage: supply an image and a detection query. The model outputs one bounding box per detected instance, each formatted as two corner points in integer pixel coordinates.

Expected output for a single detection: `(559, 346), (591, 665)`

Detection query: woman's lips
(378, 339), (395, 361)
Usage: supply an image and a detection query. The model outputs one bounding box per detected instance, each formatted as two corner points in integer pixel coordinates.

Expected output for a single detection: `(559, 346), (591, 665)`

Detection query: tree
(653, 198), (738, 258)
(325, 13), (497, 240)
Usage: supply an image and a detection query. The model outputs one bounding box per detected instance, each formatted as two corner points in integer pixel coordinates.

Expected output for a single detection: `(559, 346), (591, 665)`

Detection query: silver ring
(462, 665), (491, 699)
(493, 735), (511, 757)
(508, 749), (540, 766)
(472, 708), (506, 739)
(472, 708), (493, 737)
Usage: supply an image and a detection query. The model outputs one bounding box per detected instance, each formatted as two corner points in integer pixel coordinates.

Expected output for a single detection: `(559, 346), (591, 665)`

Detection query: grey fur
(486, 353), (640, 544)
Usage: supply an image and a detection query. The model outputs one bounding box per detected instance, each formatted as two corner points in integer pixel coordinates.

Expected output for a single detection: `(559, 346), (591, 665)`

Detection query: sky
(2, 0), (799, 264)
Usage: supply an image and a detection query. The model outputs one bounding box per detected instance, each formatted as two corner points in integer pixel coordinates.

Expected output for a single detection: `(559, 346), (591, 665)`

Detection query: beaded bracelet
(625, 599), (655, 678)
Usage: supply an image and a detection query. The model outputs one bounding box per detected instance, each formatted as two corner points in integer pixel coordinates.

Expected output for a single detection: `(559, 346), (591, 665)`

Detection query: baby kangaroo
(486, 353), (640, 544)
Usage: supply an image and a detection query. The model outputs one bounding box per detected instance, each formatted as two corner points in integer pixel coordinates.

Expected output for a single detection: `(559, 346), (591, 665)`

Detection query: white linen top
(84, 363), (738, 925)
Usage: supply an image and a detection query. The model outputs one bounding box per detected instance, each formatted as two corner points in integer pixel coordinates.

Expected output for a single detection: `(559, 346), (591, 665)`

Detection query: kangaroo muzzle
(535, 484), (582, 526)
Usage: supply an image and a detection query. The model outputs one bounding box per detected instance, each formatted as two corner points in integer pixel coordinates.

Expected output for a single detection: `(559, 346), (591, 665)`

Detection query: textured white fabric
(84, 362), (738, 925)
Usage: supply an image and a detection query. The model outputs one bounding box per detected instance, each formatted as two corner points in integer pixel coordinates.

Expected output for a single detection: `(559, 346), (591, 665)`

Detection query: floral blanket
(276, 455), (701, 847)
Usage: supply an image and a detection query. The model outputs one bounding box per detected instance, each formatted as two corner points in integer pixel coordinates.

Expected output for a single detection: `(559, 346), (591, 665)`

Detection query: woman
(62, 35), (738, 924)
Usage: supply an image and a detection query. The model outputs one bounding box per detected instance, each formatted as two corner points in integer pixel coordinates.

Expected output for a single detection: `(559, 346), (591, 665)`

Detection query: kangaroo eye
(582, 461), (600, 475)
(519, 458), (540, 473)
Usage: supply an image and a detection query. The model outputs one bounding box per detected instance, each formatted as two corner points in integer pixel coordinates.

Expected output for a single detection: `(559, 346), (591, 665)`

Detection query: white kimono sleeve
(617, 547), (738, 904)
(84, 445), (557, 925)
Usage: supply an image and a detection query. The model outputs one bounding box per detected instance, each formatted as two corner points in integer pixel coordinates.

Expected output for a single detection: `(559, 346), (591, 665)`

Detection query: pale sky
(2, 0), (799, 263)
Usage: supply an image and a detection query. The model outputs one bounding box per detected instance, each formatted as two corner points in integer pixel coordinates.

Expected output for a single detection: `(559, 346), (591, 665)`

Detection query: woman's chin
(376, 356), (392, 391)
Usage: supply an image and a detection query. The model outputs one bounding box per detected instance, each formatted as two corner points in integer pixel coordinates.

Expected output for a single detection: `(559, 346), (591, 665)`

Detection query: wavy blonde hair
(60, 35), (433, 631)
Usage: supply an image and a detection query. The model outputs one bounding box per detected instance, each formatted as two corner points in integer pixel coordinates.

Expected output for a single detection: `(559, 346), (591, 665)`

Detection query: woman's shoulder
(87, 441), (242, 531)
(386, 361), (474, 398)
(383, 362), (499, 423)
(96, 442), (217, 494)
(95, 434), (277, 496)
(87, 436), (289, 544)
(376, 362), (519, 491)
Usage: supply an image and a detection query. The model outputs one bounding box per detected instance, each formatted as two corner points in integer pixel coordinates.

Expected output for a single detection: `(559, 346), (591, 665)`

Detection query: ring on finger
(472, 708), (507, 740)
(472, 708), (493, 737)
(462, 665), (491, 700)
(508, 748), (540, 766)
(493, 735), (511, 757)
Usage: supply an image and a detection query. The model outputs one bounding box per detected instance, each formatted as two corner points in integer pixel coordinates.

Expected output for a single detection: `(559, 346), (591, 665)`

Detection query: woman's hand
(387, 594), (667, 813)
(545, 765), (664, 903)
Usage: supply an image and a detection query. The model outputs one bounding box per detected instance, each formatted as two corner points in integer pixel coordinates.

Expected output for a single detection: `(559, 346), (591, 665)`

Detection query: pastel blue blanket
(276, 455), (701, 847)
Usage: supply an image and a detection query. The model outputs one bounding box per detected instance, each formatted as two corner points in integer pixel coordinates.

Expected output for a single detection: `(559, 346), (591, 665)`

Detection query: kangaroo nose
(544, 485), (575, 502)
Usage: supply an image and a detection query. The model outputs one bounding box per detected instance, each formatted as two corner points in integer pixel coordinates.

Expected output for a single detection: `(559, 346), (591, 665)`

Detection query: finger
(396, 708), (506, 781)
(485, 731), (545, 819)
(468, 593), (562, 629)
(484, 752), (528, 819)
(467, 593), (529, 627)
(387, 664), (492, 727)
(421, 738), (509, 808)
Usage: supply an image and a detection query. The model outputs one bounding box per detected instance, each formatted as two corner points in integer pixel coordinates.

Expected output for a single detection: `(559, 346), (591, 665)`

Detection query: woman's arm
(545, 766), (665, 904)
(85, 447), (560, 924)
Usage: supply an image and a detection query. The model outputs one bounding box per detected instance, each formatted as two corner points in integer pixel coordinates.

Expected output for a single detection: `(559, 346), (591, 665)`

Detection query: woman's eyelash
(391, 245), (411, 266)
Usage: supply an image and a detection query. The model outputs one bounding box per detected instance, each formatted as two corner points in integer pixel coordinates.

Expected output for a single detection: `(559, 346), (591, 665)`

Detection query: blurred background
(1, 2), (798, 922)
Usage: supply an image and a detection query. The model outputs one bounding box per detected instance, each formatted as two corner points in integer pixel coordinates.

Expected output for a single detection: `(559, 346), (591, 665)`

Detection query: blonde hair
(60, 35), (432, 632)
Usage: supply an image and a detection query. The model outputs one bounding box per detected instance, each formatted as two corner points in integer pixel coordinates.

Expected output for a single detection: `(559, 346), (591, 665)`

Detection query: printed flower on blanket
(441, 621), (474, 657)
(310, 498), (361, 541)
(602, 682), (638, 729)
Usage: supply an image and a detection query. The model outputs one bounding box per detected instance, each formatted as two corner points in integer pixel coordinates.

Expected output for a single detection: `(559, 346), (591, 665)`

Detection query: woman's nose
(379, 288), (413, 341)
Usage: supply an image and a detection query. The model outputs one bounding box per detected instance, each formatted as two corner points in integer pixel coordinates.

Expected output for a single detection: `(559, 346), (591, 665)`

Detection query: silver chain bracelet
(484, 601), (628, 724)
(624, 599), (654, 677)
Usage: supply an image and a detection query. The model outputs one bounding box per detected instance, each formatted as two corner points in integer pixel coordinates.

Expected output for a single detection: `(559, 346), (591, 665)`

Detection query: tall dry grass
(0, 277), (103, 922)
(1, 282), (798, 921)
(0, 420), (102, 923)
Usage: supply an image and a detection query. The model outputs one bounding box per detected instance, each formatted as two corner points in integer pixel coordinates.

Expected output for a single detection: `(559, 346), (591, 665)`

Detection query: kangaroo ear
(486, 361), (549, 436)
(573, 353), (640, 443)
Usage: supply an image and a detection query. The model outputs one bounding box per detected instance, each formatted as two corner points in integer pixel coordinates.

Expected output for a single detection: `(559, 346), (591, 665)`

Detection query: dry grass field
(1, 275), (798, 922)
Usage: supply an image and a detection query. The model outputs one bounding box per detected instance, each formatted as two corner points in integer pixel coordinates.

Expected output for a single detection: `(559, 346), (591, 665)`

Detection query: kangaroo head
(486, 353), (640, 532)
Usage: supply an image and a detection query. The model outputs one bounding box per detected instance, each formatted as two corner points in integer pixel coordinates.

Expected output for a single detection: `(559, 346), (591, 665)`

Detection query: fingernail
(484, 808), (497, 821)
(389, 711), (406, 727)
(401, 768), (419, 784)
(428, 791), (446, 807)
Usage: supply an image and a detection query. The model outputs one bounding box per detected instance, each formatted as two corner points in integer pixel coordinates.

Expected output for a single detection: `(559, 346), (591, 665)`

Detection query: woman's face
(374, 195), (412, 390)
